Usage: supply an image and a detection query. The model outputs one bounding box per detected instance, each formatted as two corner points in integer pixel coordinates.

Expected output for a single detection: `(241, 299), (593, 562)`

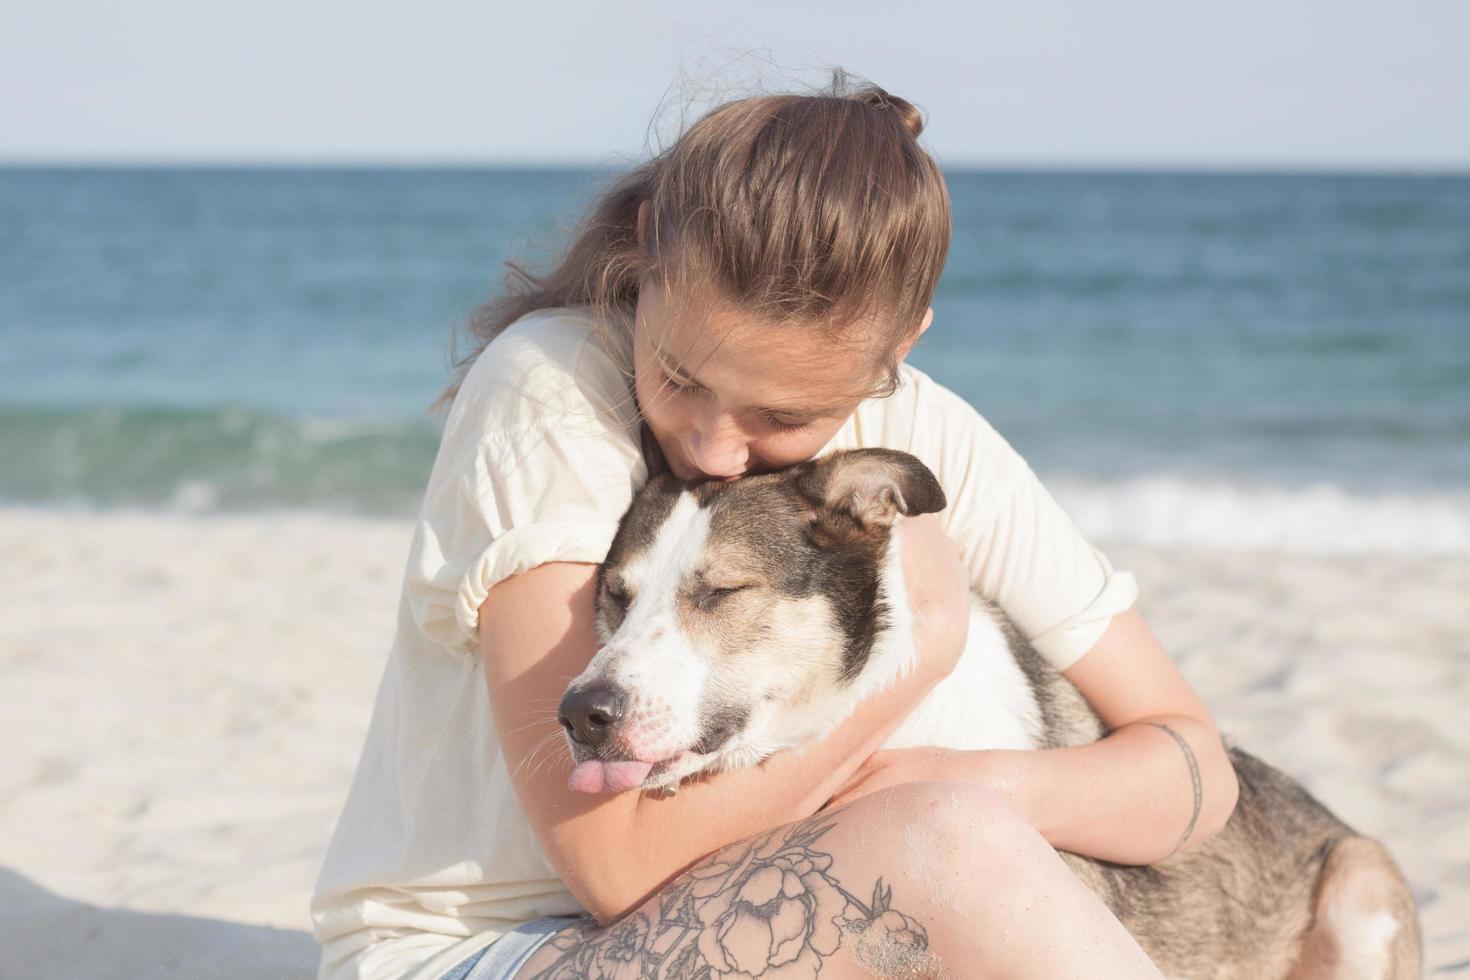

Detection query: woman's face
(632, 277), (930, 481)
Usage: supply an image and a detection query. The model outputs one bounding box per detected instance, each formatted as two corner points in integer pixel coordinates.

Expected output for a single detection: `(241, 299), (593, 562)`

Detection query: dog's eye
(601, 584), (630, 611)
(694, 585), (747, 610)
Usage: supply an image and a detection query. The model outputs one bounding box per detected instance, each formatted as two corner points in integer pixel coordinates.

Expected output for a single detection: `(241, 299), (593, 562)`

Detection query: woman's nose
(688, 418), (749, 478)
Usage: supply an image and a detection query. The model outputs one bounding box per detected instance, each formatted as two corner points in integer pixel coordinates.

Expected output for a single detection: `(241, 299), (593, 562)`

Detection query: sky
(3, 0), (1468, 171)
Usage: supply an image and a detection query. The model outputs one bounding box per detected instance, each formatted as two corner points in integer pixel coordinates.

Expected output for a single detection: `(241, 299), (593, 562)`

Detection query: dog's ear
(793, 449), (946, 530)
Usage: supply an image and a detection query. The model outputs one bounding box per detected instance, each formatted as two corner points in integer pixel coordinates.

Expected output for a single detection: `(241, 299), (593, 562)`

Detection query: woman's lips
(666, 452), (763, 482)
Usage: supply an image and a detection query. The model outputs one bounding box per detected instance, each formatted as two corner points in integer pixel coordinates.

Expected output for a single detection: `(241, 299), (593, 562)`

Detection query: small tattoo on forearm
(1145, 721), (1203, 857)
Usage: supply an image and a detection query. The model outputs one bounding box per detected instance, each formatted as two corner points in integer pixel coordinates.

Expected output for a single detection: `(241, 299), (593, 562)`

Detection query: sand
(1, 506), (1466, 978)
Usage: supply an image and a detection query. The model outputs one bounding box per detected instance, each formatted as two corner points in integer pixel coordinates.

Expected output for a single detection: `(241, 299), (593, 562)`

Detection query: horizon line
(2, 156), (1468, 179)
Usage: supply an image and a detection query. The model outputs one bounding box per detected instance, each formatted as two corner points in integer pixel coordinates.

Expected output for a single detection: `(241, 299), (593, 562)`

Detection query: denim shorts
(439, 916), (584, 980)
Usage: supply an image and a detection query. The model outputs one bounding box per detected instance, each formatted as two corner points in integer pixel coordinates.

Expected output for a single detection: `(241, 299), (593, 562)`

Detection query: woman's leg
(516, 780), (1162, 979)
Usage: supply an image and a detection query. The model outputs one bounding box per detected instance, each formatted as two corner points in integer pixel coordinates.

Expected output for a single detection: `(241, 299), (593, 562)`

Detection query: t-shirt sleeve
(959, 453), (1138, 671)
(402, 318), (645, 661)
(918, 376), (1138, 672)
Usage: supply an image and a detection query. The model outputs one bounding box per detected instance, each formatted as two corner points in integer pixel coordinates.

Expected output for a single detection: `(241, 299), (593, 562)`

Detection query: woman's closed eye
(654, 357), (817, 434)
(760, 412), (811, 433)
(659, 366), (702, 396)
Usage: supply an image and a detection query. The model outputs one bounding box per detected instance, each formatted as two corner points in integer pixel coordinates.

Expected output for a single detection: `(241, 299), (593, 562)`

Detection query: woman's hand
(824, 747), (958, 810)
(893, 512), (971, 685)
(824, 747), (1017, 811)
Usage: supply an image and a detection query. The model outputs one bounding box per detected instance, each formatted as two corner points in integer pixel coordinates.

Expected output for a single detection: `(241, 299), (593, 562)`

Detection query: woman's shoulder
(407, 308), (645, 658)
(448, 305), (639, 446)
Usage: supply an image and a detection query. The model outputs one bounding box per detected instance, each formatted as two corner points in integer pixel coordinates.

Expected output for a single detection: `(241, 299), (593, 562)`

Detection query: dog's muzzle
(558, 682), (623, 749)
(557, 681), (654, 793)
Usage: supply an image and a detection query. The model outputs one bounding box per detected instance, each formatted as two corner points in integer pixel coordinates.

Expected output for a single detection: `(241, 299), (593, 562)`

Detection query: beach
(4, 164), (1467, 978)
(2, 505), (1466, 977)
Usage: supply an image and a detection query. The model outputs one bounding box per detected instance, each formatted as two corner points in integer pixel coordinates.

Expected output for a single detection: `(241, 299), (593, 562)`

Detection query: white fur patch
(1324, 903), (1400, 979)
(883, 600), (1043, 752)
(579, 492), (713, 759)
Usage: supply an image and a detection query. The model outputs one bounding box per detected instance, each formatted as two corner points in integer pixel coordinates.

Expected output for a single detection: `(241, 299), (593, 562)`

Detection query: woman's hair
(431, 67), (951, 413)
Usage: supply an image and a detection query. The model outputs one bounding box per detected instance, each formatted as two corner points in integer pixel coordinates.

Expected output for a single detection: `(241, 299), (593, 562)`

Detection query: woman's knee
(517, 782), (1062, 979)
(839, 780), (1051, 891)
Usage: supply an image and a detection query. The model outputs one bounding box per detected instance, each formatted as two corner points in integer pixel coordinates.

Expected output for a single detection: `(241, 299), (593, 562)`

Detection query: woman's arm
(479, 512), (969, 924)
(827, 606), (1241, 866)
(996, 606), (1239, 864)
(862, 382), (1239, 863)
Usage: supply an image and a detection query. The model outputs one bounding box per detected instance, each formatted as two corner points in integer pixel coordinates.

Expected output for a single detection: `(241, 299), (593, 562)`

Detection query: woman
(311, 70), (1238, 980)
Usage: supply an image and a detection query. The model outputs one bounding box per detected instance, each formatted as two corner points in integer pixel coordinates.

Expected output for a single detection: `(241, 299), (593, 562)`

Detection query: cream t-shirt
(309, 306), (1138, 980)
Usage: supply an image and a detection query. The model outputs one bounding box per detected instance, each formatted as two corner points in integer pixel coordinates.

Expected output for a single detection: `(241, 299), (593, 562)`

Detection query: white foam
(169, 479), (220, 512)
(1049, 474), (1470, 556)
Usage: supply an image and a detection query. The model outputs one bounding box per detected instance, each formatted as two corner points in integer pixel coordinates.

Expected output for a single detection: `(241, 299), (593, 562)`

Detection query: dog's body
(557, 449), (1422, 978)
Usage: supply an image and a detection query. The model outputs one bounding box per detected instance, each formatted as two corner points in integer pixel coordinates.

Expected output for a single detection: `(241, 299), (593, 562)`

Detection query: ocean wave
(0, 403), (441, 515)
(1051, 475), (1470, 556)
(3, 405), (1468, 556)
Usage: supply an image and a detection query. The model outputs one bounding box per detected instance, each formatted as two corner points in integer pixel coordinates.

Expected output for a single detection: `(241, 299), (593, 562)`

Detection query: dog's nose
(558, 684), (625, 748)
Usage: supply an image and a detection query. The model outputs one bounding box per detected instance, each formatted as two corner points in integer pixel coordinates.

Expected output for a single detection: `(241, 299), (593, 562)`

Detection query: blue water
(2, 166), (1467, 547)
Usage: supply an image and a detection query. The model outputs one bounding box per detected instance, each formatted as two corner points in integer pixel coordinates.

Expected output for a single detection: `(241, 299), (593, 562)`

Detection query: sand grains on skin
(899, 791), (968, 917)
(842, 916), (953, 980)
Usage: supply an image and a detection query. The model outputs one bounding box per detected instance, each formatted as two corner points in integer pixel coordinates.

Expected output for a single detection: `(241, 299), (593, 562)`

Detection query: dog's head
(558, 448), (946, 793)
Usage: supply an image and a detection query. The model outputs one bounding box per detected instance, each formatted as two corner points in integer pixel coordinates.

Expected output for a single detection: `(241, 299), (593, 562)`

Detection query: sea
(2, 166), (1467, 554)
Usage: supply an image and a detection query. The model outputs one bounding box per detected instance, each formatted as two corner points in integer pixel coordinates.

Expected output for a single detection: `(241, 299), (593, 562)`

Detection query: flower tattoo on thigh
(526, 819), (934, 979)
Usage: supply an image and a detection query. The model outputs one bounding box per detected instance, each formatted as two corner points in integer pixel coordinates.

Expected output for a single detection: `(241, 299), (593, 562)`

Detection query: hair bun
(855, 86), (925, 139)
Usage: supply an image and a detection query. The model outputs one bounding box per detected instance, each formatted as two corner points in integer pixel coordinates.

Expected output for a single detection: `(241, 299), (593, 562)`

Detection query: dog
(557, 448), (1422, 978)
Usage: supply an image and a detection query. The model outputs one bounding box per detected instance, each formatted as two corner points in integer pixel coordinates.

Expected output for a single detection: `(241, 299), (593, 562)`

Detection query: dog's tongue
(568, 759), (654, 794)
